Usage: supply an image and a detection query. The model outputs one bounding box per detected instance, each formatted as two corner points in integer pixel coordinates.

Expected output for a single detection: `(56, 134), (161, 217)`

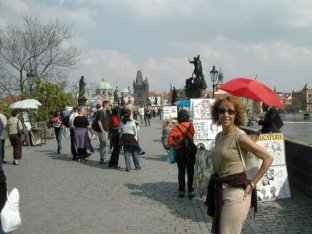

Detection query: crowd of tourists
(50, 101), (153, 172)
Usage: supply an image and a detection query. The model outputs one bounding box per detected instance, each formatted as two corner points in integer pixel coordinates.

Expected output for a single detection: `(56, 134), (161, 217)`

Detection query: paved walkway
(3, 118), (312, 234)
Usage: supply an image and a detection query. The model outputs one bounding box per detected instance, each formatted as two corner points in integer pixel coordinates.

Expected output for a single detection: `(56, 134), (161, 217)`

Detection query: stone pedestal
(78, 96), (87, 106)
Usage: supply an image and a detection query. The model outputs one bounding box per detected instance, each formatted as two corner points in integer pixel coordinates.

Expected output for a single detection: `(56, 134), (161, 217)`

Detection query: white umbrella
(10, 100), (39, 109)
(22, 99), (42, 107)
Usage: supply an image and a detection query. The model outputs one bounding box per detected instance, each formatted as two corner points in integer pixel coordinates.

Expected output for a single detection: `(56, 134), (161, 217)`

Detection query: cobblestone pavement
(3, 118), (312, 234)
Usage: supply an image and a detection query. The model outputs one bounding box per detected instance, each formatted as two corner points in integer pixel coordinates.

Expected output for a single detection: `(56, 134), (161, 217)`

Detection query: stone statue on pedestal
(78, 76), (87, 106)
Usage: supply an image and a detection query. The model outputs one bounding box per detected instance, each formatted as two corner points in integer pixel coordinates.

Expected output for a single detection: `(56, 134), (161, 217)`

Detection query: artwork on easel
(191, 99), (214, 119)
(250, 133), (286, 166)
(192, 119), (220, 140)
(193, 150), (214, 192)
(163, 106), (177, 120)
(257, 165), (291, 201)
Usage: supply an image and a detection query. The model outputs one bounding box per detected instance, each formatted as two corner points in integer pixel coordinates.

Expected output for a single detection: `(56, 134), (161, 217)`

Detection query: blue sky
(1, 0), (312, 93)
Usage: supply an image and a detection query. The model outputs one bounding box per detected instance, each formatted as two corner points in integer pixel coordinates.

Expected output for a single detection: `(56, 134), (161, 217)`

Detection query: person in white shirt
(138, 107), (145, 124)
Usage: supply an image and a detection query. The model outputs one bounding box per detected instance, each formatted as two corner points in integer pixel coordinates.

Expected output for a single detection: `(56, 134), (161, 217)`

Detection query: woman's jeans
(54, 127), (63, 152)
(123, 146), (141, 171)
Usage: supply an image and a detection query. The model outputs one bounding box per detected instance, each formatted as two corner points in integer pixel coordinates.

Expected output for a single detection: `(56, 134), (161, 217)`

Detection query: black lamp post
(210, 65), (218, 98)
(26, 68), (36, 98)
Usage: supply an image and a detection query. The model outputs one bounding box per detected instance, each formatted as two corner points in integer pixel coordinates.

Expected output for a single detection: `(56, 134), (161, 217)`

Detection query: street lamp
(210, 65), (218, 98)
(26, 68), (36, 98)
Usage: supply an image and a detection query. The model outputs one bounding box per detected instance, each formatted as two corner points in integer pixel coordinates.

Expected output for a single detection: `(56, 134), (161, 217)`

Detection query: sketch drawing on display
(257, 165), (291, 201)
(250, 133), (285, 166)
(193, 150), (214, 191)
(163, 106), (177, 120)
(193, 119), (220, 140)
(192, 99), (214, 119)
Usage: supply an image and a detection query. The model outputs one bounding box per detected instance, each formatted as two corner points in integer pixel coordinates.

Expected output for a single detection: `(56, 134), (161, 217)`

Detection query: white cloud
(2, 0), (312, 93)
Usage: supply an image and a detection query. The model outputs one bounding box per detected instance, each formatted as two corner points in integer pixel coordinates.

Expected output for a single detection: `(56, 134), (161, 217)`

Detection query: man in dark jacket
(257, 103), (284, 133)
(0, 118), (7, 213)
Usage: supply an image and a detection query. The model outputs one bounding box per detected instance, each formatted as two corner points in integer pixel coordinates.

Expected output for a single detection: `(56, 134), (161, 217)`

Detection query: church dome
(96, 78), (112, 90)
(121, 87), (129, 93)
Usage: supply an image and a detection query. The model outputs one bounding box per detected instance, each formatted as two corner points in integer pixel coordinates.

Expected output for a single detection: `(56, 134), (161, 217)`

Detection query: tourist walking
(108, 107), (121, 168)
(52, 110), (63, 154)
(7, 110), (23, 165)
(144, 106), (151, 127)
(96, 100), (110, 164)
(74, 106), (94, 163)
(138, 106), (144, 124)
(207, 96), (273, 234)
(161, 118), (172, 152)
(119, 109), (141, 172)
(168, 110), (196, 199)
(69, 106), (79, 160)
(0, 110), (8, 163)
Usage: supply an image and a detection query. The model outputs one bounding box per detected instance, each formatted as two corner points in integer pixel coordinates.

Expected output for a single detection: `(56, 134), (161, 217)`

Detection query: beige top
(7, 117), (23, 135)
(211, 128), (248, 177)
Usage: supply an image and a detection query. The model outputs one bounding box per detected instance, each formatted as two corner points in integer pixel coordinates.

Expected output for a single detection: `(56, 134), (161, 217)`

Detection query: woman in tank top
(207, 96), (273, 234)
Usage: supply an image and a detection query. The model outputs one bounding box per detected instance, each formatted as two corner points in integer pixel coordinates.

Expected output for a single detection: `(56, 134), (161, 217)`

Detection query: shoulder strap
(236, 130), (247, 172)
(176, 124), (188, 138)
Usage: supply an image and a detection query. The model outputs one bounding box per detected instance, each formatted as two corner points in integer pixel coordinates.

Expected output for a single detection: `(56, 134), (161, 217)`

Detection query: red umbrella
(219, 78), (285, 110)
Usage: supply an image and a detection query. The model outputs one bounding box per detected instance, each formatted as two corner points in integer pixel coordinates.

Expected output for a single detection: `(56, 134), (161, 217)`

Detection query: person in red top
(108, 107), (121, 168)
(168, 109), (196, 199)
(52, 110), (63, 154)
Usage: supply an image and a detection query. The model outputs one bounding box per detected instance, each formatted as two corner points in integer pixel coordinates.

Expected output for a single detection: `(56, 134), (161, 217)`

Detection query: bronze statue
(189, 55), (203, 79)
(79, 76), (86, 97)
(185, 55), (207, 99)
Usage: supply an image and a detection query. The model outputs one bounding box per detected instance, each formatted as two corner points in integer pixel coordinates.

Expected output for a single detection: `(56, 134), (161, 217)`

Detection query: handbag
(17, 120), (25, 135)
(167, 147), (176, 164)
(1, 188), (21, 233)
(236, 131), (261, 180)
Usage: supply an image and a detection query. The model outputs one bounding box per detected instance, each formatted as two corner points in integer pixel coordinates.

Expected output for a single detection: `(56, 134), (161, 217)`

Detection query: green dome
(121, 87), (129, 93)
(96, 78), (112, 90)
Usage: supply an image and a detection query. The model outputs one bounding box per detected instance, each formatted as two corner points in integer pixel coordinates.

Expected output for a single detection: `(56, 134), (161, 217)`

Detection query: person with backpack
(256, 103), (284, 134)
(167, 109), (196, 199)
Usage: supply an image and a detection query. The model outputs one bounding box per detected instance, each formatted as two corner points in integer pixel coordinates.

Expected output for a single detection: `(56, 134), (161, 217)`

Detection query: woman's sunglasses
(218, 108), (236, 115)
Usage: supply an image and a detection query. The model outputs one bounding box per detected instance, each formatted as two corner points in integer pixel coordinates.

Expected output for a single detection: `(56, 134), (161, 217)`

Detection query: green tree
(34, 81), (75, 122)
(176, 88), (187, 101)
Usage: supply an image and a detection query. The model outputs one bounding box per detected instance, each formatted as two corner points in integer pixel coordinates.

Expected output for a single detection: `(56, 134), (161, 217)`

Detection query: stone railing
(241, 126), (312, 198)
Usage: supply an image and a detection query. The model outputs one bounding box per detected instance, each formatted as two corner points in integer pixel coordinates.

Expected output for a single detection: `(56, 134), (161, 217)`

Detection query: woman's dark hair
(112, 107), (119, 116)
(177, 109), (190, 123)
(11, 109), (19, 117)
(122, 109), (131, 124)
(211, 96), (245, 126)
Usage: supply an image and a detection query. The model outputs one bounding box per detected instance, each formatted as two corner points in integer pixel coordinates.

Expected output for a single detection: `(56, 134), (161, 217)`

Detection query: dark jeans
(176, 150), (196, 193)
(70, 128), (77, 158)
(1, 140), (4, 162)
(144, 116), (150, 126)
(54, 127), (63, 151)
(109, 131), (121, 166)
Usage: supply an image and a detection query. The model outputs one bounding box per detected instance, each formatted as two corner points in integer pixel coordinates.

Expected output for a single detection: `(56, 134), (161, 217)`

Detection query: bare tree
(0, 15), (80, 98)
